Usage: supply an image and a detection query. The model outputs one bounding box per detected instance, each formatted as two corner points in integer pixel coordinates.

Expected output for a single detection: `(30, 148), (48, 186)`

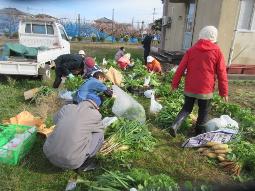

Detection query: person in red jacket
(169, 26), (228, 137)
(147, 56), (162, 73)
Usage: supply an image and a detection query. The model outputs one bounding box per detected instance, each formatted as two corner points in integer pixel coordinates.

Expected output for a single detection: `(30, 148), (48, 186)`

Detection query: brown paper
(3, 111), (55, 137)
(105, 67), (123, 86)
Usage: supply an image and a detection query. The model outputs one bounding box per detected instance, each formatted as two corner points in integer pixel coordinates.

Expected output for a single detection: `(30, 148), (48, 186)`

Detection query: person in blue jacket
(73, 71), (113, 104)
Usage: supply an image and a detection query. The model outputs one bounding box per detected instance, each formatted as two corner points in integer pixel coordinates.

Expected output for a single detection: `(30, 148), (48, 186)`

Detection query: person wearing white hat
(78, 50), (86, 58)
(169, 26), (228, 137)
(146, 56), (162, 73)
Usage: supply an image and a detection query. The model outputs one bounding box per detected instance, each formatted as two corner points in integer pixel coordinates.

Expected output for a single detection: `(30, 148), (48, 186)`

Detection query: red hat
(84, 57), (95, 68)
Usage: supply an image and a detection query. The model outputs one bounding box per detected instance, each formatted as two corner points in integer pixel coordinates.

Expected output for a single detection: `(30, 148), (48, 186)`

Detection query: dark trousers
(144, 48), (150, 65)
(178, 96), (211, 127)
(53, 67), (63, 88)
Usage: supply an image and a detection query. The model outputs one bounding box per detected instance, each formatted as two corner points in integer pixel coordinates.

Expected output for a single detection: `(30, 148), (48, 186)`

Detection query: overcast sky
(0, 0), (163, 25)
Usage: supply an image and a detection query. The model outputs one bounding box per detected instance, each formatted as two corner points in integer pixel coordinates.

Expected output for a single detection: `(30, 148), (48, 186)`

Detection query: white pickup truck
(0, 17), (70, 79)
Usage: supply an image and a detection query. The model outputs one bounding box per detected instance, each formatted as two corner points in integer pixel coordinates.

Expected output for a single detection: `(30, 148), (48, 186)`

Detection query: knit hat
(84, 57), (95, 68)
(147, 56), (154, 63)
(198, 26), (218, 43)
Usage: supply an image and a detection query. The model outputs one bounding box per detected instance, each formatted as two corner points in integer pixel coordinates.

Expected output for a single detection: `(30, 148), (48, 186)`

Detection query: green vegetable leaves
(64, 75), (84, 91)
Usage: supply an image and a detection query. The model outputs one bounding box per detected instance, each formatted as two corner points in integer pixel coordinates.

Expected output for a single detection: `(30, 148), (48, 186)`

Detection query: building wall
(161, 2), (186, 51)
(192, 0), (222, 44)
(233, 32), (255, 65)
(160, 0), (255, 65)
(217, 0), (240, 64)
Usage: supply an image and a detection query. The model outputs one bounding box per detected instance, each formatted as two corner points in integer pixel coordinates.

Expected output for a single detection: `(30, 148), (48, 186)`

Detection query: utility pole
(132, 17), (134, 28)
(78, 13), (81, 37)
(141, 21), (144, 33)
(112, 8), (114, 43)
(152, 8), (156, 22)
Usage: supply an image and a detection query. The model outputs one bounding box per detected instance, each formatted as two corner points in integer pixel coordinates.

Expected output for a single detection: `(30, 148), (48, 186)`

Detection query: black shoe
(76, 158), (97, 173)
(195, 125), (205, 136)
(81, 161), (96, 172)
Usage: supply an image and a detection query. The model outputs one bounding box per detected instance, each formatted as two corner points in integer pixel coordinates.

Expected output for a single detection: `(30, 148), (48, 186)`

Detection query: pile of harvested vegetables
(100, 118), (156, 156)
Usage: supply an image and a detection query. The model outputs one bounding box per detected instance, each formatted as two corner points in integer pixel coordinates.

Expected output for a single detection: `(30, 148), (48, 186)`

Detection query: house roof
(94, 17), (113, 23)
(0, 8), (31, 16)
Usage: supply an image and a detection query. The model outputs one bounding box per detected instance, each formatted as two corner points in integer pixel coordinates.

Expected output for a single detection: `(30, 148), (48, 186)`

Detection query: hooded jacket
(172, 39), (228, 98)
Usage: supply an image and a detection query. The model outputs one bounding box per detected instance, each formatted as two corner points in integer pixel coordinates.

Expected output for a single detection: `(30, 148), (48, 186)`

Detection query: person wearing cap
(53, 52), (85, 88)
(43, 96), (105, 171)
(114, 47), (125, 62)
(73, 71), (113, 105)
(146, 56), (162, 74)
(117, 53), (134, 70)
(78, 50), (86, 58)
(169, 26), (228, 137)
(142, 31), (153, 64)
(83, 57), (101, 79)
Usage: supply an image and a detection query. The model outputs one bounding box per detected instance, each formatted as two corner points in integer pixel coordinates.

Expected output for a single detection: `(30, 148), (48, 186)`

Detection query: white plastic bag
(59, 90), (74, 101)
(149, 93), (162, 114)
(112, 85), (146, 123)
(144, 76), (151, 86)
(171, 66), (178, 73)
(205, 115), (239, 133)
(102, 117), (118, 128)
(102, 58), (107, 65)
(144, 89), (154, 99)
(65, 180), (77, 191)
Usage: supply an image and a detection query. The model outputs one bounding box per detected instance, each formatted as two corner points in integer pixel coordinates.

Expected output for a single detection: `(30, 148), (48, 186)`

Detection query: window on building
(25, 24), (31, 33)
(237, 0), (255, 30)
(32, 24), (46, 34)
(46, 25), (54, 35)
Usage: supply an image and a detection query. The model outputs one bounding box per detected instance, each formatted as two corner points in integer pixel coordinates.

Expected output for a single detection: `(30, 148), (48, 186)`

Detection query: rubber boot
(169, 111), (189, 137)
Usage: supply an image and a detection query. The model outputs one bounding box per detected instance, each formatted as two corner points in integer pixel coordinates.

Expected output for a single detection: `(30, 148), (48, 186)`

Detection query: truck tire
(38, 65), (51, 81)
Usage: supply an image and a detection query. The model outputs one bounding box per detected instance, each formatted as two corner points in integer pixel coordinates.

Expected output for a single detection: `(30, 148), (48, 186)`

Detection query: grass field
(0, 41), (254, 190)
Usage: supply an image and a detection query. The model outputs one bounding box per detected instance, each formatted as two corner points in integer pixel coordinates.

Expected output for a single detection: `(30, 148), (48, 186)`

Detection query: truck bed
(0, 61), (39, 76)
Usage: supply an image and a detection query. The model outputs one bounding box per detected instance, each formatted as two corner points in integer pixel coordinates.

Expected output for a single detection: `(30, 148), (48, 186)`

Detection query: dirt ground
(228, 81), (255, 113)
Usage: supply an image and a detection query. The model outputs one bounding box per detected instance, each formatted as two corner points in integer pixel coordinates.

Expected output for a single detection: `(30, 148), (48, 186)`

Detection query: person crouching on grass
(117, 53), (134, 70)
(43, 95), (105, 172)
(169, 26), (228, 137)
(43, 72), (114, 171)
(146, 56), (162, 74)
(73, 71), (113, 104)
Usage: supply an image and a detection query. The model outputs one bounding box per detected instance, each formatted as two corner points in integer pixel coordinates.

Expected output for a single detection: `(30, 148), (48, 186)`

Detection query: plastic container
(0, 124), (37, 165)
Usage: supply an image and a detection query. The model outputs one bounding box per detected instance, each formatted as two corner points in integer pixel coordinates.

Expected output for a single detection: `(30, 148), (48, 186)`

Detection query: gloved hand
(68, 73), (75, 79)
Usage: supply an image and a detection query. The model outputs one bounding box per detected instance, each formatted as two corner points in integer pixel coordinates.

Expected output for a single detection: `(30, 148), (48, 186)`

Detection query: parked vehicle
(0, 17), (70, 80)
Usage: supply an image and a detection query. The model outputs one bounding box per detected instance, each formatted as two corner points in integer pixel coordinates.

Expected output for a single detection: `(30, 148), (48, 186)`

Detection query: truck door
(58, 26), (70, 54)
